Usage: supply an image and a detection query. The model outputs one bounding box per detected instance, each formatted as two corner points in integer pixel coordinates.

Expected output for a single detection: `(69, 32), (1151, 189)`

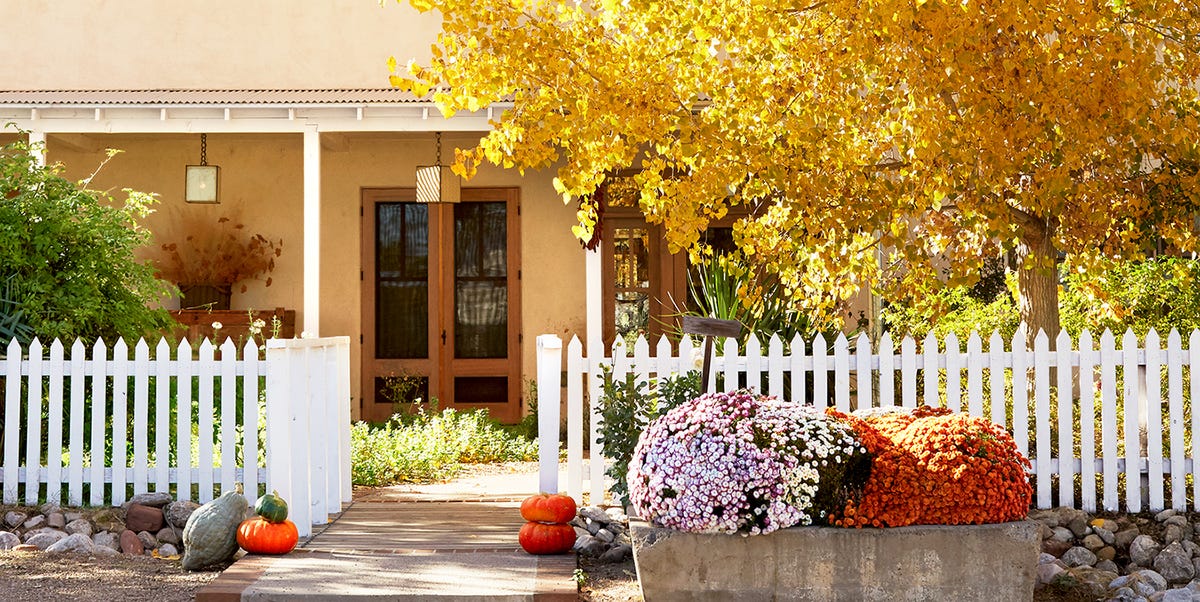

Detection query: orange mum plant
(828, 406), (1032, 528)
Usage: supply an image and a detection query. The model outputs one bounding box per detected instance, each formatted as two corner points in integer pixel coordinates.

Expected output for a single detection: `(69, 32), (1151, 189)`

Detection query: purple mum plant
(627, 390), (868, 535)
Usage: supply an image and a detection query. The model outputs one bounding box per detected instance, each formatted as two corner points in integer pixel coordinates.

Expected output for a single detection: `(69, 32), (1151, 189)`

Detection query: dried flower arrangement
(155, 215), (282, 292)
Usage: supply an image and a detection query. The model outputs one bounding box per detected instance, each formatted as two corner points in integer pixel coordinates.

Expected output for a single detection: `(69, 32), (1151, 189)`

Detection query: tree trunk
(1015, 219), (1061, 347)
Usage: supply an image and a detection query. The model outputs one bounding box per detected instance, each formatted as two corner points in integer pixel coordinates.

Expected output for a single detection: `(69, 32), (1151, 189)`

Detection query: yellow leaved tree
(391, 0), (1200, 340)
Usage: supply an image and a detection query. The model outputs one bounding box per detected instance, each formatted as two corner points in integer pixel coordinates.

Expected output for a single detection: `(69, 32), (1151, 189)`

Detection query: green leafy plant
(0, 136), (174, 342)
(596, 365), (700, 504)
(350, 404), (539, 486)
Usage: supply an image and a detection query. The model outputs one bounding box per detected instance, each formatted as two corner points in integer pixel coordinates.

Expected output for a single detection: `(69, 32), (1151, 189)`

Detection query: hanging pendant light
(415, 131), (460, 203)
(185, 133), (220, 203)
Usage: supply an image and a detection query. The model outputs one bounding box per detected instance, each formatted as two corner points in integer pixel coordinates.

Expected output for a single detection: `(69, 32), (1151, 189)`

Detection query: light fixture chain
(435, 132), (442, 166)
(200, 133), (208, 166)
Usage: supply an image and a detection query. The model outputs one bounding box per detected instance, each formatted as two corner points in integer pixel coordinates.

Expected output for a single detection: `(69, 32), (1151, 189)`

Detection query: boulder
(1061, 546), (1097, 568)
(1081, 534), (1105, 551)
(25, 530), (67, 550)
(1036, 562), (1066, 585)
(46, 513), (66, 529)
(599, 544), (632, 564)
(1154, 542), (1195, 583)
(64, 518), (93, 537)
(156, 527), (181, 546)
(125, 504), (164, 532)
(1130, 534), (1163, 567)
(158, 543), (179, 557)
(93, 531), (120, 552)
(137, 530), (158, 550)
(46, 533), (95, 554)
(0, 531), (20, 549)
(4, 511), (26, 528)
(127, 492), (173, 508)
(22, 515), (45, 530)
(120, 529), (144, 556)
(1115, 528), (1141, 550)
(164, 501), (200, 529)
(90, 507), (125, 533)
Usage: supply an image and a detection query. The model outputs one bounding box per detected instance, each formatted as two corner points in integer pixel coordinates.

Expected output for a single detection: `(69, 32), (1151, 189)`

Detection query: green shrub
(0, 137), (174, 342)
(350, 405), (538, 487)
(597, 366), (700, 504)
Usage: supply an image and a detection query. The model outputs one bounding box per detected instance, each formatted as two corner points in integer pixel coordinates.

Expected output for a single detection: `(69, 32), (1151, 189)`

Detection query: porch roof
(0, 88), (509, 133)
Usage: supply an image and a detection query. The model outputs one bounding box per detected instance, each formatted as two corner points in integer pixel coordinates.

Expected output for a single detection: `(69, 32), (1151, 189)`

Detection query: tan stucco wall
(0, 1), (438, 89)
(37, 132), (586, 420)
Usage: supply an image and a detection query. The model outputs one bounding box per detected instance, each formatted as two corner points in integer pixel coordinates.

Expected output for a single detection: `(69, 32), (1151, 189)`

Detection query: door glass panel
(453, 376), (508, 404)
(613, 227), (650, 343)
(376, 203), (428, 359)
(454, 202), (507, 359)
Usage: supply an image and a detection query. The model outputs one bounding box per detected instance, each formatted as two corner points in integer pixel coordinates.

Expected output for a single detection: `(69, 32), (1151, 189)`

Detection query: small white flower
(211, 321), (223, 330)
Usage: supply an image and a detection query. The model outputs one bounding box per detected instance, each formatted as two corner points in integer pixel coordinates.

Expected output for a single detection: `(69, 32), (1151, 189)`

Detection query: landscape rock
(38, 502), (60, 516)
(1050, 526), (1076, 542)
(46, 512), (66, 529)
(1116, 528), (1142, 550)
(1037, 562), (1066, 585)
(1096, 559), (1120, 574)
(4, 511), (26, 528)
(1157, 509), (1179, 522)
(137, 530), (158, 550)
(598, 544), (632, 564)
(46, 533), (94, 554)
(93, 531), (120, 551)
(120, 529), (144, 556)
(1095, 526), (1116, 545)
(156, 527), (181, 546)
(1154, 542), (1195, 583)
(595, 528), (615, 543)
(12, 544), (38, 552)
(164, 501), (200, 529)
(93, 545), (119, 556)
(64, 512), (83, 522)
(64, 518), (93, 537)
(1042, 539), (1072, 557)
(127, 492), (173, 508)
(1081, 533), (1105, 551)
(578, 507), (611, 524)
(22, 515), (45, 530)
(1131, 535), (1164, 567)
(125, 504), (164, 532)
(159, 543), (179, 557)
(1061, 546), (1098, 568)
(1160, 588), (1195, 602)
(0, 531), (20, 549)
(25, 530), (67, 550)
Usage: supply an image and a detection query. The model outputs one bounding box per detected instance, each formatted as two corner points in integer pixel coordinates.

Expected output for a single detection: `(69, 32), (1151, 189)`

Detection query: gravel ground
(0, 550), (222, 602)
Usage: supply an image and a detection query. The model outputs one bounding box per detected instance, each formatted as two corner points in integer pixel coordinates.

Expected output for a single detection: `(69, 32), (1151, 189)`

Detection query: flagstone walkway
(196, 464), (578, 601)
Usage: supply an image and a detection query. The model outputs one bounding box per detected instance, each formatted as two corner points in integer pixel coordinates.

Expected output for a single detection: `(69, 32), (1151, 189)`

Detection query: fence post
(264, 341), (297, 532)
(337, 337), (352, 505)
(537, 335), (563, 494)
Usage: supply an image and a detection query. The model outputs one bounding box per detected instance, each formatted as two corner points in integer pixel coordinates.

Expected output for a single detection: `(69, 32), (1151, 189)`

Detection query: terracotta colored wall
(0, 1), (438, 89)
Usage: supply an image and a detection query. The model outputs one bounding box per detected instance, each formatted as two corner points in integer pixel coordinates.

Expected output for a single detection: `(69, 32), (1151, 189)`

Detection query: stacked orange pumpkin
(237, 490), (300, 555)
(518, 493), (577, 555)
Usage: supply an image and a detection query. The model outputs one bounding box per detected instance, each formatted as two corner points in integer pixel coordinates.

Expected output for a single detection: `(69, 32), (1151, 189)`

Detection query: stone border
(630, 518), (1039, 601)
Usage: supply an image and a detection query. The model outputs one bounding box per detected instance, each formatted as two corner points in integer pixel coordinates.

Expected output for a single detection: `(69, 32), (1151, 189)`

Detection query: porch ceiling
(0, 88), (511, 133)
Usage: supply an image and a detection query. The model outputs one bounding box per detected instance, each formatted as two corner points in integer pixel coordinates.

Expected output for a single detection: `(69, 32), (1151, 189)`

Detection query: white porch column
(27, 130), (46, 167)
(302, 126), (321, 336)
(585, 247), (602, 349)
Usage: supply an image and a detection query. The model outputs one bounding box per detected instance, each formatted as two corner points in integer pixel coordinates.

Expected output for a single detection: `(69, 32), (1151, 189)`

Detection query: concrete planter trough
(629, 518), (1039, 601)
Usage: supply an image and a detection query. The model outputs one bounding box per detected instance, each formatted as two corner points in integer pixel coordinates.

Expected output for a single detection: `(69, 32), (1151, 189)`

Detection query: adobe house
(0, 1), (870, 423)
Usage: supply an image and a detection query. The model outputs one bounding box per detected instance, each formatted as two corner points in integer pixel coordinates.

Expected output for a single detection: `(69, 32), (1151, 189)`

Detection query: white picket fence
(536, 327), (1200, 514)
(0, 335), (351, 537)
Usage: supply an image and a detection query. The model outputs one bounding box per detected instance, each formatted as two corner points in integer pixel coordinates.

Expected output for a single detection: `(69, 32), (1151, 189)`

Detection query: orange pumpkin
(519, 493), (577, 524)
(518, 521), (576, 555)
(236, 517), (299, 555)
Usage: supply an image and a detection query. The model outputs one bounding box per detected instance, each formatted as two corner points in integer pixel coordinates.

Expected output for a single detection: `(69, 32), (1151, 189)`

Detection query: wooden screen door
(362, 187), (522, 423)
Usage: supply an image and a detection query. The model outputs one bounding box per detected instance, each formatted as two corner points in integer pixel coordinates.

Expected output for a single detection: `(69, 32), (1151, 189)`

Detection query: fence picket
(1056, 330), (1075, 509)
(220, 339), (239, 495)
(834, 335), (850, 412)
(25, 339), (44, 505)
(722, 337), (738, 393)
(923, 333), (939, 408)
(567, 336), (584, 502)
(1012, 328), (1030, 461)
(746, 334), (762, 393)
(1079, 330), (1097, 512)
(945, 333), (961, 413)
(176, 340), (193, 503)
(1101, 330), (1119, 511)
(1123, 329), (1143, 513)
(67, 339), (85, 506)
(856, 333), (872, 410)
(132, 339), (150, 496)
(588, 336), (608, 504)
(155, 339), (172, 493)
(243, 339), (260, 500)
(966, 332), (982, 417)
(789, 335), (805, 404)
(989, 332), (1006, 428)
(4, 340), (21, 504)
(633, 336), (651, 389)
(1191, 331), (1200, 511)
(111, 338), (129, 506)
(812, 335), (828, 408)
(46, 339), (64, 505)
(1167, 330), (1185, 510)
(1145, 329), (1165, 511)
(878, 333), (894, 408)
(197, 340), (215, 503)
(655, 335), (672, 385)
(1034, 331), (1051, 508)
(88, 340), (108, 506)
(768, 335), (784, 399)
(901, 336), (916, 408)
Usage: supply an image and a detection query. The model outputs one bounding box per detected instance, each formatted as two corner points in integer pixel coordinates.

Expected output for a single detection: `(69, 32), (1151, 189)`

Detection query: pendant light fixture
(415, 131), (460, 203)
(185, 133), (220, 203)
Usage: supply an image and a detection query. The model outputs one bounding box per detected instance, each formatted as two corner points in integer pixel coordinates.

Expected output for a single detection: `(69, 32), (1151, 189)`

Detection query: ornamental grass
(828, 406), (1032, 528)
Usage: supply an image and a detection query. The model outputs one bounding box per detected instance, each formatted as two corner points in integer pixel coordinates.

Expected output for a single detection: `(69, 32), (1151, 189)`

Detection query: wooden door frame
(360, 187), (521, 423)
